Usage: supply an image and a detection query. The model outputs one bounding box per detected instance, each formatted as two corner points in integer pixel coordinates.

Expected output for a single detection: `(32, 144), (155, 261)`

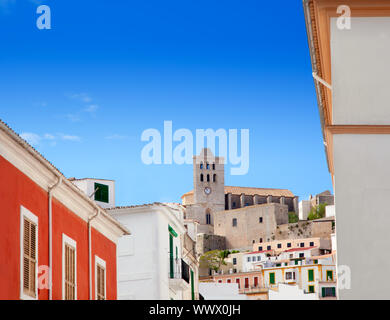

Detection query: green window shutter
(322, 287), (326, 297)
(309, 285), (315, 293)
(308, 269), (314, 282)
(190, 270), (195, 300)
(269, 273), (275, 284)
(94, 183), (109, 203)
(327, 270), (333, 281)
(169, 234), (174, 279)
(295, 260), (298, 265)
(168, 225), (178, 237)
(331, 287), (336, 297)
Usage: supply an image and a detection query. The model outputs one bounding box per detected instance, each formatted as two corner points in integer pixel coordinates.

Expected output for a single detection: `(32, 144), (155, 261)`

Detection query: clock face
(204, 187), (211, 195)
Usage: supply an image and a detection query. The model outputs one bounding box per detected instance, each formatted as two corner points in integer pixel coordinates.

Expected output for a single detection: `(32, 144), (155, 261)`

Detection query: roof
(247, 250), (273, 255)
(182, 186), (294, 199)
(0, 118), (129, 236)
(284, 246), (317, 253)
(69, 177), (115, 182)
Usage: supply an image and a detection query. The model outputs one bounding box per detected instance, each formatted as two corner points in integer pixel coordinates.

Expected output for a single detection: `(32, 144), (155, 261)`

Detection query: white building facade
(109, 203), (198, 300)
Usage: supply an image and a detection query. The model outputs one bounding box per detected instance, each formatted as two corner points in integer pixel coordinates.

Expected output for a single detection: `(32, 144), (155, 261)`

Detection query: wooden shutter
(96, 265), (105, 300)
(23, 218), (37, 298)
(64, 244), (76, 300)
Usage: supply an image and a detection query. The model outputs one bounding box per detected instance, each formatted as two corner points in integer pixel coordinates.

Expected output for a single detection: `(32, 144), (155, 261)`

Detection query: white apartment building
(304, 0), (390, 298)
(109, 203), (198, 300)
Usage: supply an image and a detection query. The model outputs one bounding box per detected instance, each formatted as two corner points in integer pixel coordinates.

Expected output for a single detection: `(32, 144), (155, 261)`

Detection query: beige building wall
(214, 203), (288, 249)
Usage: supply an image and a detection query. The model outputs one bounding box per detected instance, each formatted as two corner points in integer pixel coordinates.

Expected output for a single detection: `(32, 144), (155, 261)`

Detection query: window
(232, 218), (237, 227)
(94, 183), (109, 203)
(200, 162), (203, 169)
(213, 174), (217, 182)
(206, 162), (210, 170)
(300, 242), (305, 248)
(62, 234), (77, 300)
(254, 277), (259, 287)
(212, 163), (215, 170)
(327, 270), (333, 281)
(218, 280), (222, 283)
(310, 242), (314, 247)
(252, 240), (255, 244)
(95, 256), (106, 300)
(200, 174), (204, 182)
(227, 279), (231, 283)
(258, 246), (262, 251)
(20, 207), (38, 300)
(322, 287), (336, 297)
(206, 213), (211, 225)
(247, 257), (251, 262)
(233, 258), (237, 265)
(314, 259), (318, 264)
(244, 278), (249, 289)
(259, 217), (263, 223)
(308, 285), (315, 293)
(236, 278), (240, 289)
(299, 253), (305, 258)
(232, 202), (236, 208)
(267, 245), (271, 250)
(287, 243), (291, 248)
(308, 269), (314, 282)
(269, 273), (275, 285)
(259, 238), (263, 243)
(207, 174), (210, 182)
(277, 243), (282, 249)
(285, 272), (296, 280)
(252, 256), (256, 262)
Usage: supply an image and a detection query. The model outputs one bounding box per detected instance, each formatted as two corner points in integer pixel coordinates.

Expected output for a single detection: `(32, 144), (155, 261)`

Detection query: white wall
(331, 17), (390, 125)
(299, 200), (311, 220)
(72, 178), (115, 209)
(331, 17), (390, 299)
(325, 205), (335, 218)
(269, 284), (317, 300)
(199, 283), (247, 300)
(333, 134), (390, 299)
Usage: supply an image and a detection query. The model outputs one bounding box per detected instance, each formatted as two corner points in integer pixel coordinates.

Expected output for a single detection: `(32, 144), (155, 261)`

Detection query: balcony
(239, 285), (268, 295)
(169, 259), (190, 292)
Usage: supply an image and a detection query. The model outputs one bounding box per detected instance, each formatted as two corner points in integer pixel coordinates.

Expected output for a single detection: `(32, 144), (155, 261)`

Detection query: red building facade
(0, 120), (129, 300)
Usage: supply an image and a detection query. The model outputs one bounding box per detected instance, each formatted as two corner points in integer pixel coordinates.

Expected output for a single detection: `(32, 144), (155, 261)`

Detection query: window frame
(20, 206), (38, 301)
(94, 183), (109, 203)
(95, 255), (107, 300)
(308, 269), (314, 282)
(62, 234), (77, 300)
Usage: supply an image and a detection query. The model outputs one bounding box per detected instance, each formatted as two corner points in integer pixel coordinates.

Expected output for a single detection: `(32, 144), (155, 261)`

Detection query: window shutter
(23, 218), (37, 298)
(65, 244), (76, 300)
(322, 287), (326, 297)
(97, 265), (105, 300)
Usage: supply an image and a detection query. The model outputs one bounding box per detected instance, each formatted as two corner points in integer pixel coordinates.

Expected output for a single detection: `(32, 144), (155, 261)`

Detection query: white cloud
(20, 132), (41, 146)
(69, 93), (92, 103)
(84, 104), (99, 113)
(20, 132), (81, 146)
(65, 113), (81, 122)
(60, 134), (81, 142)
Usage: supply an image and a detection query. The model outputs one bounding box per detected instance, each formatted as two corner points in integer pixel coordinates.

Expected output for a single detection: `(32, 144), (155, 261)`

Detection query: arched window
(200, 174), (204, 182)
(206, 162), (210, 170)
(206, 209), (211, 225)
(212, 163), (215, 170)
(213, 174), (217, 182)
(207, 174), (210, 182)
(232, 218), (237, 227)
(200, 162), (203, 169)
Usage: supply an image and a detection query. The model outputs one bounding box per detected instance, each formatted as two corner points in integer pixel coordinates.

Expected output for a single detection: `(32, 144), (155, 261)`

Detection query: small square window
(287, 243), (291, 248)
(267, 246), (271, 250)
(300, 242), (305, 248)
(259, 217), (263, 223)
(310, 242), (314, 247)
(258, 246), (262, 251)
(94, 183), (109, 203)
(277, 243), (282, 249)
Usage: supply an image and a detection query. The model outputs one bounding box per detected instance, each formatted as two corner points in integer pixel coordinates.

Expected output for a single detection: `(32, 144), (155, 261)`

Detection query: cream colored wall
(331, 17), (390, 299)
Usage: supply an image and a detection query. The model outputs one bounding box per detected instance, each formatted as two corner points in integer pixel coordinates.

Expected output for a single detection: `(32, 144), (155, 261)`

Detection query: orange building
(0, 120), (129, 300)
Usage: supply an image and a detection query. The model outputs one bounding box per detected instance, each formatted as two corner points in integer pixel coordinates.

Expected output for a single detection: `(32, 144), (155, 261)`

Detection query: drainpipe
(88, 209), (99, 300)
(48, 175), (62, 300)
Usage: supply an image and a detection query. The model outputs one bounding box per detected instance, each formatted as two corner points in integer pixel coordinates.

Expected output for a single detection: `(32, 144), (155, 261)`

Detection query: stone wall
(213, 203), (289, 249)
(196, 233), (226, 257)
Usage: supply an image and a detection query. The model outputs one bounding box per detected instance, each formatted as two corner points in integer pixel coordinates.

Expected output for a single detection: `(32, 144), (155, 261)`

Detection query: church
(181, 149), (299, 250)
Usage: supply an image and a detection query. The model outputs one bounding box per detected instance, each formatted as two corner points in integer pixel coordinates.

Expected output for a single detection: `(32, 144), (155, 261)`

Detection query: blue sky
(0, 0), (332, 206)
